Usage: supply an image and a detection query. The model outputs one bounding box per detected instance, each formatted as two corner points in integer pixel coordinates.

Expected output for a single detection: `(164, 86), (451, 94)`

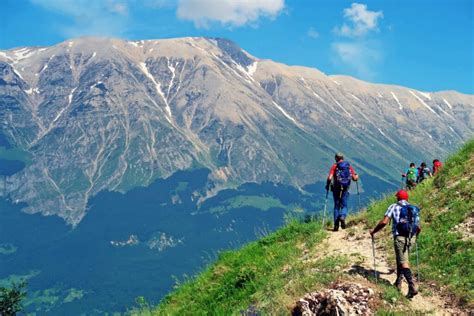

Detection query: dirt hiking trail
(313, 224), (464, 315)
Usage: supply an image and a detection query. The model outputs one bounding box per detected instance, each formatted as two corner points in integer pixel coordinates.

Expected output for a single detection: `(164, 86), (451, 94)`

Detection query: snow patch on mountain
(435, 104), (455, 120)
(138, 62), (172, 121)
(391, 92), (403, 110)
(409, 91), (439, 116)
(12, 68), (24, 80)
(247, 61), (258, 77)
(443, 98), (452, 109)
(272, 101), (297, 123)
(0, 51), (14, 62)
(350, 94), (363, 104)
(40, 63), (48, 73)
(40, 54), (55, 73)
(419, 91), (431, 100)
(300, 77), (326, 103)
(12, 48), (36, 62)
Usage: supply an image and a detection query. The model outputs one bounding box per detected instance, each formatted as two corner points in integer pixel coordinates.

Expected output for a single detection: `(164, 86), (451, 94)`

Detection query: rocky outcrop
(293, 283), (375, 316)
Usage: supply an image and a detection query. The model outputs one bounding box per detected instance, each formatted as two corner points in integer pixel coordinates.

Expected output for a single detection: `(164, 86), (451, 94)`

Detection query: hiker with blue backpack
(370, 189), (421, 299)
(325, 153), (359, 231)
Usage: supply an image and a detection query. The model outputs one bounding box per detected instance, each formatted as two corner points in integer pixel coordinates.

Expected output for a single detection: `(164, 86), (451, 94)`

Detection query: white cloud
(176, 0), (285, 28)
(334, 3), (383, 37)
(331, 41), (382, 80)
(307, 27), (319, 39)
(30, 0), (130, 37)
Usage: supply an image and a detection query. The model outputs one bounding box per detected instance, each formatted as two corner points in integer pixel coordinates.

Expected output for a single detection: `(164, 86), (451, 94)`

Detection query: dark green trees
(0, 282), (27, 316)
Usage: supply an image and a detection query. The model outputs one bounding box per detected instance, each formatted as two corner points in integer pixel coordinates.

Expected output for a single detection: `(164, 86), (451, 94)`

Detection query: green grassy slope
(133, 139), (473, 315)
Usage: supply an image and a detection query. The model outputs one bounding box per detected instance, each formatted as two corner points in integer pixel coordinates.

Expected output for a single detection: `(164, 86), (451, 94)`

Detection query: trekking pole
(356, 181), (361, 210)
(371, 235), (378, 283)
(322, 189), (328, 229)
(415, 239), (419, 280)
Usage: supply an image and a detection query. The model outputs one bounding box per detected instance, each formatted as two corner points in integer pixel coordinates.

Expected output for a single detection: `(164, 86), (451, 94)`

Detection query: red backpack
(433, 160), (443, 174)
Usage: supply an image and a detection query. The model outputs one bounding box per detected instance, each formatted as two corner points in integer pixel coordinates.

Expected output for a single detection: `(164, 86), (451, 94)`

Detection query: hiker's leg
(397, 236), (418, 298)
(338, 190), (349, 229)
(339, 190), (349, 220)
(395, 265), (403, 289)
(332, 189), (340, 230)
(394, 237), (405, 289)
(332, 189), (340, 222)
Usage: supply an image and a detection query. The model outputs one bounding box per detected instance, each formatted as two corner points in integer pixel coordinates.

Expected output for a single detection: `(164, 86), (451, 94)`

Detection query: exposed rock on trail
(293, 282), (375, 316)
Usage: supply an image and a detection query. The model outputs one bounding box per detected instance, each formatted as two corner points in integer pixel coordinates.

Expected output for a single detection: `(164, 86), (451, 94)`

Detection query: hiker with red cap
(326, 153), (359, 231)
(370, 190), (421, 299)
(432, 159), (443, 174)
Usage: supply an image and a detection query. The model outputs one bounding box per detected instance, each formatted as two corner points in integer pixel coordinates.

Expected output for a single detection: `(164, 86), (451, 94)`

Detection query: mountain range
(0, 37), (472, 225)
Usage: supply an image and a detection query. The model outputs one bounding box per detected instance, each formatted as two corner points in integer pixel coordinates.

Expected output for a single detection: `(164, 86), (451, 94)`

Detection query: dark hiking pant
(332, 187), (349, 223)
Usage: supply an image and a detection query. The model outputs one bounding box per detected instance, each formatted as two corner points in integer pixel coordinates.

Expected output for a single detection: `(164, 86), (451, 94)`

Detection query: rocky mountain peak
(0, 37), (472, 225)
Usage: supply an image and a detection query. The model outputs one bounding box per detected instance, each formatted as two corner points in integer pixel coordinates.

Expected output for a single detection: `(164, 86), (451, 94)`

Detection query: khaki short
(394, 235), (411, 265)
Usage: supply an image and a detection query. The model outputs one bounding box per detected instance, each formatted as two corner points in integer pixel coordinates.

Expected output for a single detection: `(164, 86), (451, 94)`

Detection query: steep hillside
(0, 37), (472, 225)
(137, 140), (473, 315)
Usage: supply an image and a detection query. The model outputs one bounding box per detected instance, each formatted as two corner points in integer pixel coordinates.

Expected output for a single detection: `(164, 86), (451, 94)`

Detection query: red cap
(395, 190), (409, 201)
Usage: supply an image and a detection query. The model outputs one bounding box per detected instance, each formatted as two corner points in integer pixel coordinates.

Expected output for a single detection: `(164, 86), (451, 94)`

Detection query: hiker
(370, 190), (421, 299)
(432, 159), (443, 174)
(325, 153), (359, 231)
(402, 162), (418, 190)
(417, 162), (432, 183)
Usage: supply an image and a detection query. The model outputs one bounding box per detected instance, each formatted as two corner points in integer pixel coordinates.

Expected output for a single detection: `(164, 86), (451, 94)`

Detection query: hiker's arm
(327, 164), (336, 180)
(370, 216), (390, 236)
(326, 165), (336, 190)
(350, 166), (359, 181)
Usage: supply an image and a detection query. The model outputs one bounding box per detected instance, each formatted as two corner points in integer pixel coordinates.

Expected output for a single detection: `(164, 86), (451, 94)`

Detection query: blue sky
(1, 0), (473, 93)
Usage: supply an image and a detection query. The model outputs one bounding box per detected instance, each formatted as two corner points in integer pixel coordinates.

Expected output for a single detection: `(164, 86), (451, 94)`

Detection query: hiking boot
(406, 287), (418, 299)
(333, 220), (339, 232)
(340, 219), (346, 229)
(402, 268), (417, 299)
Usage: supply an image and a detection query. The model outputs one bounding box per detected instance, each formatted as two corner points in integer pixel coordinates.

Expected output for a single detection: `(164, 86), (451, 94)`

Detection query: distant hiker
(325, 153), (359, 231)
(370, 190), (421, 299)
(432, 159), (443, 175)
(402, 162), (418, 190)
(417, 162), (432, 183)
